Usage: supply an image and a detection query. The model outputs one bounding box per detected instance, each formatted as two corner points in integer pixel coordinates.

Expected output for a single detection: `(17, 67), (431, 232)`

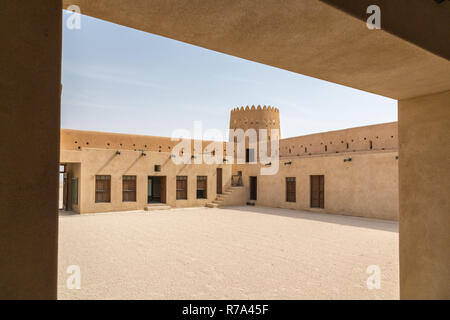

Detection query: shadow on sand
(218, 205), (398, 233)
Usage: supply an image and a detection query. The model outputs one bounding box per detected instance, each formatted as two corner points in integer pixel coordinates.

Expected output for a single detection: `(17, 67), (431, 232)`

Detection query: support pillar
(0, 1), (62, 299)
(398, 90), (450, 299)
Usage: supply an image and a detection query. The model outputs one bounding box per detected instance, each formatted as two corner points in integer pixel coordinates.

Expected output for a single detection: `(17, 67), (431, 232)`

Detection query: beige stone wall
(61, 148), (232, 214)
(61, 128), (225, 154)
(225, 114), (399, 221)
(61, 122), (399, 220)
(234, 150), (399, 221)
(279, 122), (398, 157)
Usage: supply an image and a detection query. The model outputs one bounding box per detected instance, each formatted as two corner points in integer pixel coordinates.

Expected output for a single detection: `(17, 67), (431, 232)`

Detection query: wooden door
(310, 175), (325, 208)
(250, 176), (257, 201)
(286, 177), (296, 202)
(216, 168), (222, 194)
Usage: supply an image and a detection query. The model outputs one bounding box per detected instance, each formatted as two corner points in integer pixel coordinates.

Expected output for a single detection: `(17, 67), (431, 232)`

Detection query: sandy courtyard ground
(58, 206), (399, 299)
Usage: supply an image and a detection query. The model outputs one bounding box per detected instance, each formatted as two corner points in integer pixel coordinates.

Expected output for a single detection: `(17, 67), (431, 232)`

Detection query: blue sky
(61, 11), (397, 139)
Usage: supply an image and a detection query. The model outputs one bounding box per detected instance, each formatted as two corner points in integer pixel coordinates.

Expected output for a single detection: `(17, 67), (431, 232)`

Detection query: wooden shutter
(123, 176), (136, 202)
(96, 175), (111, 203)
(197, 176), (207, 199)
(286, 177), (296, 202)
(319, 175), (325, 208)
(176, 176), (187, 200)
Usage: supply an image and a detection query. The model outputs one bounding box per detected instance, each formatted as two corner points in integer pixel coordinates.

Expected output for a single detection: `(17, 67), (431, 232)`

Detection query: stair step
(206, 203), (219, 208)
(213, 199), (224, 204)
(144, 204), (171, 211)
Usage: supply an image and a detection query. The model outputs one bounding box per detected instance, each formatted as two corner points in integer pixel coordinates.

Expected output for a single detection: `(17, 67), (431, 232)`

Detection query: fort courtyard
(58, 206), (399, 300)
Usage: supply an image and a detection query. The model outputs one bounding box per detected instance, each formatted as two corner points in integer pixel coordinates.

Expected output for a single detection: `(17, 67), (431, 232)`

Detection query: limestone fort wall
(60, 107), (399, 220)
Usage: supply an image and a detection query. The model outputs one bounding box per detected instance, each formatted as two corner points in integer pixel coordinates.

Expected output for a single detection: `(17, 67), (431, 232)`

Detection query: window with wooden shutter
(310, 175), (325, 208)
(176, 176), (188, 200)
(197, 176), (207, 199)
(95, 175), (111, 203)
(286, 177), (296, 202)
(123, 175), (136, 202)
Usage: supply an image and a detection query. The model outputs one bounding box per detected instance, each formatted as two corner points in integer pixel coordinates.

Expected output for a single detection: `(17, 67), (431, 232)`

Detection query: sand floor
(58, 206), (399, 299)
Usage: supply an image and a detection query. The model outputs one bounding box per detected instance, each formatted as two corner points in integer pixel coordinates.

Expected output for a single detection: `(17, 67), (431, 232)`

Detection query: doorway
(250, 176), (257, 201)
(310, 175), (325, 208)
(216, 168), (222, 194)
(148, 176), (166, 203)
(62, 172), (68, 210)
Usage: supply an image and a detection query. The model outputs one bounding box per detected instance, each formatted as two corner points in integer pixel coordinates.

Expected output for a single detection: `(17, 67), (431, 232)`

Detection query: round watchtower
(229, 105), (280, 139)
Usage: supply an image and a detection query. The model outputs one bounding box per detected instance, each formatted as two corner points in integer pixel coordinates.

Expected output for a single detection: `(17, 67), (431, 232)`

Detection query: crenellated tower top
(229, 105), (280, 137)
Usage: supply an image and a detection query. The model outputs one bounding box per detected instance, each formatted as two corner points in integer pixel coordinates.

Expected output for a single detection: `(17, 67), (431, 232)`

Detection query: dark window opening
(246, 148), (255, 163)
(245, 148), (250, 163)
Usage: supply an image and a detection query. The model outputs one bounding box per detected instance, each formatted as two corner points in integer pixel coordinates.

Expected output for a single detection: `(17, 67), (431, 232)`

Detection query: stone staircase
(206, 186), (241, 208)
(144, 204), (171, 211)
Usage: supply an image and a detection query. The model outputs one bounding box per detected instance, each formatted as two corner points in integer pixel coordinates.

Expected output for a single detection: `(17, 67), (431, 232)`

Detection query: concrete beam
(62, 0), (450, 100)
(0, 1), (61, 299)
(321, 0), (450, 61)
